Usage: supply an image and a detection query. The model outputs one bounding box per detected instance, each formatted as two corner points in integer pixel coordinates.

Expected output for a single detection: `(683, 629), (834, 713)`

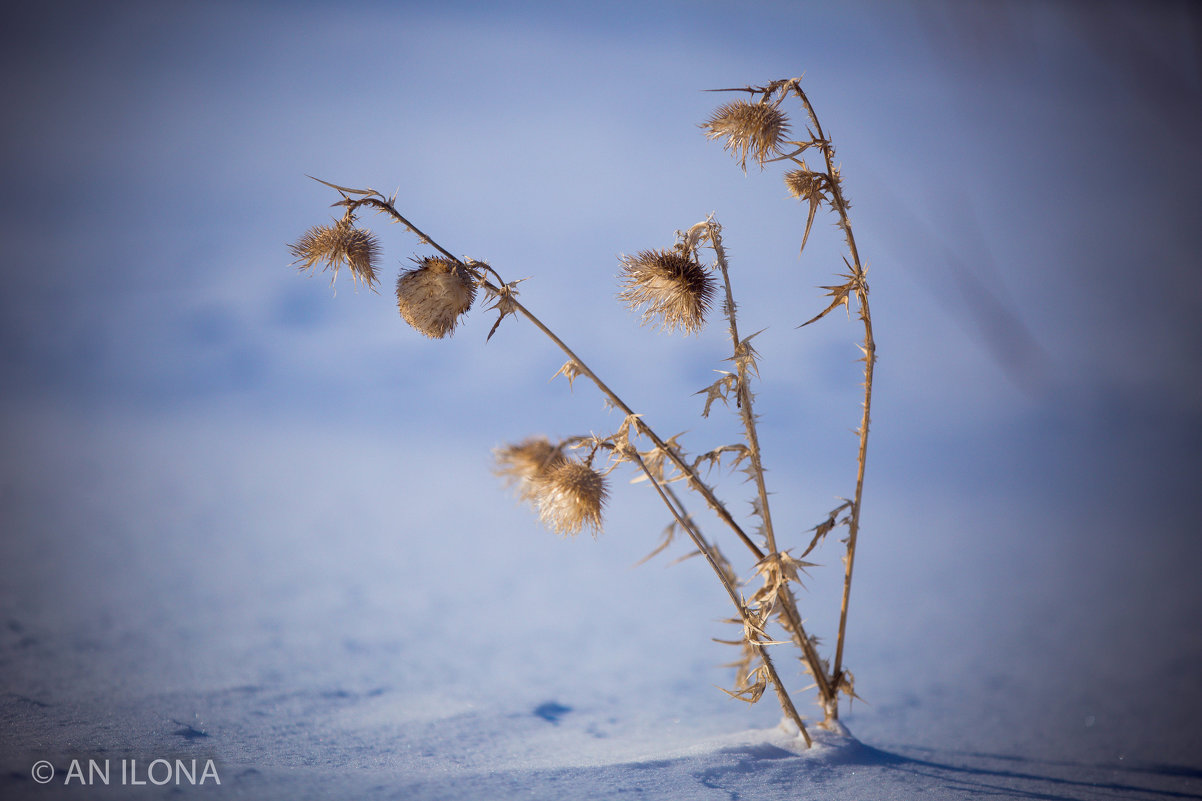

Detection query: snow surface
(2, 413), (1199, 799)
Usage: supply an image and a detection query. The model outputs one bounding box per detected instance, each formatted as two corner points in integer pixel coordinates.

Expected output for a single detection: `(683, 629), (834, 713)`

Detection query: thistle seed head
(494, 437), (566, 505)
(289, 217), (381, 288)
(618, 249), (715, 335)
(702, 100), (790, 171)
(396, 256), (477, 339)
(534, 459), (607, 537)
(784, 168), (824, 201)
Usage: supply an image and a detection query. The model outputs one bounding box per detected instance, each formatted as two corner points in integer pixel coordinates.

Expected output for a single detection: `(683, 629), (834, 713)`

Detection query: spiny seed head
(494, 437), (566, 505)
(618, 249), (715, 335)
(396, 256), (477, 339)
(784, 168), (824, 201)
(534, 459), (607, 537)
(289, 217), (381, 288)
(702, 100), (790, 171)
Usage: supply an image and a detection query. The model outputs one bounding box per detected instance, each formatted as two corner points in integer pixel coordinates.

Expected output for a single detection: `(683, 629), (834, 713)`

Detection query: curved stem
(833, 297), (873, 685)
(706, 218), (778, 555)
(787, 83), (875, 709)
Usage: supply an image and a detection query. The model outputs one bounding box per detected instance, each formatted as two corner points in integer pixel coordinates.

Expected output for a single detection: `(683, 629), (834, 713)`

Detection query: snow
(2, 412), (1199, 799)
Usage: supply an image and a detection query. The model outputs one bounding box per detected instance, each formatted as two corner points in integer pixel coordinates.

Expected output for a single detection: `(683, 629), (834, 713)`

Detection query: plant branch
(697, 215), (836, 712)
(705, 218), (778, 555)
(785, 82), (876, 701)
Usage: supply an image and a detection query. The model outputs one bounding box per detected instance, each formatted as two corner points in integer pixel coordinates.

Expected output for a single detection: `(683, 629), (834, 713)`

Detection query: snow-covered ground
(2, 409), (1199, 799)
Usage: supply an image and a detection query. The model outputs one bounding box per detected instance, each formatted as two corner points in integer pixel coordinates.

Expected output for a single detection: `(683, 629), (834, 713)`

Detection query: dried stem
(702, 217), (837, 712)
(705, 218), (777, 554)
(785, 80), (875, 709)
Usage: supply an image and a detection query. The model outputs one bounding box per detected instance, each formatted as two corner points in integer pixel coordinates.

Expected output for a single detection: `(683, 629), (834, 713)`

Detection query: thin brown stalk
(785, 81), (876, 705)
(705, 218), (778, 554)
(702, 218), (838, 712)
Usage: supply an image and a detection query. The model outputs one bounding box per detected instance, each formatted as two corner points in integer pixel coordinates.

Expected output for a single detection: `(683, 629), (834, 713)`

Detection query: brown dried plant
(287, 76), (875, 747)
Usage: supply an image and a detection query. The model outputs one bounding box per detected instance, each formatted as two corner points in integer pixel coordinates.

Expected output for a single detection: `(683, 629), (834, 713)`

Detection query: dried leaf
(801, 195), (820, 257)
(800, 500), (853, 558)
(692, 443), (750, 475)
(696, 371), (738, 418)
(482, 276), (527, 341)
(719, 672), (767, 705)
(628, 432), (685, 484)
(798, 279), (852, 328)
(306, 175), (372, 196)
(730, 329), (765, 379)
(551, 359), (585, 391)
(667, 548), (704, 567)
(610, 413), (643, 465)
(836, 669), (864, 705)
(633, 520), (678, 567)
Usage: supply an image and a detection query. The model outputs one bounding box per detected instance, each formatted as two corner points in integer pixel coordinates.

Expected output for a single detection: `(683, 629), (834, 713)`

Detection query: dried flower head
(290, 216), (381, 288)
(494, 437), (565, 505)
(396, 256), (477, 338)
(618, 249), (715, 335)
(534, 458), (607, 537)
(784, 168), (826, 201)
(702, 99), (790, 171)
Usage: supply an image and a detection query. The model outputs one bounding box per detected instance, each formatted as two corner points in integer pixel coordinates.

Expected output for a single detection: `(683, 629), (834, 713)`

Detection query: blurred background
(2, 0), (1200, 775)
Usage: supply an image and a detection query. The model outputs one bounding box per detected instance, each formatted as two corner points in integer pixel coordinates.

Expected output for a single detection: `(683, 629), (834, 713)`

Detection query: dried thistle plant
(287, 75), (876, 748)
